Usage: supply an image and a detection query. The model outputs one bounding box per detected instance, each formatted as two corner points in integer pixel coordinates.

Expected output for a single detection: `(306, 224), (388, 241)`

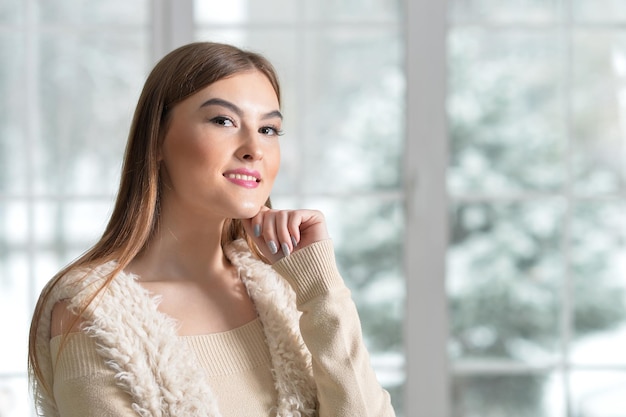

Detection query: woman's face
(159, 70), (282, 220)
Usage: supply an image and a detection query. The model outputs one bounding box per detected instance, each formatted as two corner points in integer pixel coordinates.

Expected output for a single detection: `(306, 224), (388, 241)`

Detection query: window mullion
(150, 0), (194, 62)
(404, 1), (450, 416)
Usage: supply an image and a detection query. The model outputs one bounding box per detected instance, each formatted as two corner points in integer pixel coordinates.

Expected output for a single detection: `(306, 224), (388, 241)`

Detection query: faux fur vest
(34, 239), (318, 416)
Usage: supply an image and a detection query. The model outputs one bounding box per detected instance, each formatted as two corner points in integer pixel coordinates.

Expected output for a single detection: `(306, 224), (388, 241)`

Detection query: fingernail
(267, 240), (278, 254)
(253, 224), (261, 237)
(291, 236), (298, 248)
(281, 242), (291, 257)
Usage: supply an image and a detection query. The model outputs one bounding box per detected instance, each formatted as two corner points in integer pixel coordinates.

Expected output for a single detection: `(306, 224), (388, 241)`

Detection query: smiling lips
(223, 169), (261, 189)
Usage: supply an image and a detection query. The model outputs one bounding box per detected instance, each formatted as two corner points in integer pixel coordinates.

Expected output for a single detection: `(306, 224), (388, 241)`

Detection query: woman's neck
(128, 209), (231, 283)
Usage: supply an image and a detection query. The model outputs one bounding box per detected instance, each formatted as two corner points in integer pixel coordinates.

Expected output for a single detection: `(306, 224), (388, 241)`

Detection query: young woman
(28, 42), (396, 417)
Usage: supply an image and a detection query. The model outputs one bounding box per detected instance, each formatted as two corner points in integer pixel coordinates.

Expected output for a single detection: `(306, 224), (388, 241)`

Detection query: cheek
(267, 144), (281, 179)
(163, 131), (214, 174)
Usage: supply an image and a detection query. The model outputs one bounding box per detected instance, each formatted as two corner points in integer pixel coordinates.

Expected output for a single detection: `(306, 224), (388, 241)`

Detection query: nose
(236, 129), (263, 161)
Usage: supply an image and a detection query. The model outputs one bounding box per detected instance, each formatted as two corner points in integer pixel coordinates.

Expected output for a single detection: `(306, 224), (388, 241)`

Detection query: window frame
(404, 1), (450, 416)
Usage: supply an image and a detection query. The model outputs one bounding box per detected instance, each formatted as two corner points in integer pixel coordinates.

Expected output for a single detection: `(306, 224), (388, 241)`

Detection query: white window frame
(404, 1), (450, 416)
(151, 0), (194, 62)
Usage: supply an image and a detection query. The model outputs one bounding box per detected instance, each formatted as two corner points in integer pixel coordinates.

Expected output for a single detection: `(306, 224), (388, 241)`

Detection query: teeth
(226, 173), (258, 182)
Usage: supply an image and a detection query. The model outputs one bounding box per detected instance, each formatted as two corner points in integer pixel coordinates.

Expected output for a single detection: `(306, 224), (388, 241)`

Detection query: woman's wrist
(272, 239), (343, 305)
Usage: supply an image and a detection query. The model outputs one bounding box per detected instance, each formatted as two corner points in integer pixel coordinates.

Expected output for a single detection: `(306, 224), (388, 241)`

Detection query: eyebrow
(199, 97), (283, 120)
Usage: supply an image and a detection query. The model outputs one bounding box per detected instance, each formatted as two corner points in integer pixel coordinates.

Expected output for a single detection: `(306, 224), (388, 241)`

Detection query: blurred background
(0, 0), (624, 416)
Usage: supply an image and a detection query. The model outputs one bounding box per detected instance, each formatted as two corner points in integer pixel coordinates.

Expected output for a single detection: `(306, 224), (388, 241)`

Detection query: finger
(241, 206), (266, 238)
(241, 208), (274, 260)
(289, 209), (329, 249)
(261, 210), (279, 256)
(286, 211), (301, 248)
(275, 210), (293, 257)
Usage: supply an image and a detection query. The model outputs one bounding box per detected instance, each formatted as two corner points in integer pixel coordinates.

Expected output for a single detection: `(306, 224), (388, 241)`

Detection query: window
(448, 0), (626, 415)
(6, 2), (621, 416)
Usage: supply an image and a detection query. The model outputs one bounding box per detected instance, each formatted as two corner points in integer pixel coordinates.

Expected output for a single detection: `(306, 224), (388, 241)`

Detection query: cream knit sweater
(33, 239), (396, 417)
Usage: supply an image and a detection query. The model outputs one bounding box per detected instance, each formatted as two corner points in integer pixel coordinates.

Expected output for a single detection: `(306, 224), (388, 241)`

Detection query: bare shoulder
(51, 300), (85, 338)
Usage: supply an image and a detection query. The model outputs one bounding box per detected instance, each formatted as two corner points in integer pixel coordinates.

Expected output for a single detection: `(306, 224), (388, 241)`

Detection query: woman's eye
(259, 126), (284, 136)
(210, 116), (234, 127)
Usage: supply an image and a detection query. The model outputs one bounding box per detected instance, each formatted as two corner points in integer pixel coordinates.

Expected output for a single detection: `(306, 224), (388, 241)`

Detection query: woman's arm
(50, 304), (136, 416)
(244, 210), (396, 417)
(273, 240), (396, 417)
(54, 371), (136, 417)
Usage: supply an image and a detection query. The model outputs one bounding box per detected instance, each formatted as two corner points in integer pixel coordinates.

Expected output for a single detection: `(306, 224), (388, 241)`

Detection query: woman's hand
(242, 207), (330, 263)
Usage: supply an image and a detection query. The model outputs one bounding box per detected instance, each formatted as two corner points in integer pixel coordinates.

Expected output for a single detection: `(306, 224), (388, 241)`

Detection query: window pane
(302, 29), (404, 193)
(449, 0), (558, 24)
(452, 373), (565, 417)
(0, 251), (29, 374)
(448, 201), (565, 363)
(34, 200), (110, 247)
(0, 33), (25, 194)
(570, 201), (626, 365)
(0, 376), (32, 417)
(571, 30), (626, 195)
(35, 32), (147, 195)
(0, 0), (21, 23)
(573, 0), (626, 23)
(570, 371), (626, 416)
(194, 0), (296, 24)
(36, 0), (148, 25)
(448, 29), (565, 194)
(0, 201), (28, 246)
(304, 0), (401, 22)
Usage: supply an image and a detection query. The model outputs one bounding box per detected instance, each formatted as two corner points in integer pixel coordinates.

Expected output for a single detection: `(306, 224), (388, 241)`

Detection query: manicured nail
(281, 242), (291, 257)
(267, 240), (278, 254)
(291, 236), (298, 248)
(253, 224), (261, 237)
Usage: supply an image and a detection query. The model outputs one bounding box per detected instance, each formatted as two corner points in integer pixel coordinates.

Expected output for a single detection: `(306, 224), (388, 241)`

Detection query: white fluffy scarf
(33, 239), (318, 416)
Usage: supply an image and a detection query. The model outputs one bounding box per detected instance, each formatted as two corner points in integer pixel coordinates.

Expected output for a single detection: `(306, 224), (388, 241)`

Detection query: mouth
(222, 169), (262, 189)
(224, 173), (261, 183)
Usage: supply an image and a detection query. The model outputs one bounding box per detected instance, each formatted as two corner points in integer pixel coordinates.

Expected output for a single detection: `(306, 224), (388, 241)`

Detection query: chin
(231, 201), (266, 220)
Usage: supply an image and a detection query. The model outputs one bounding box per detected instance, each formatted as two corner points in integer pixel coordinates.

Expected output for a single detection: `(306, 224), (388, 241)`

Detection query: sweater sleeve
(50, 334), (137, 417)
(272, 239), (396, 417)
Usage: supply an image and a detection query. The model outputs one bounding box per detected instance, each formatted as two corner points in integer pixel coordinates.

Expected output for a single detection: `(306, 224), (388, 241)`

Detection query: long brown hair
(28, 42), (281, 396)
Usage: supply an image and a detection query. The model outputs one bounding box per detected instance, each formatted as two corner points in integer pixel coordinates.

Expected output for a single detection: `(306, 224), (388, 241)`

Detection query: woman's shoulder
(50, 299), (83, 337)
(57, 260), (119, 287)
(48, 260), (120, 337)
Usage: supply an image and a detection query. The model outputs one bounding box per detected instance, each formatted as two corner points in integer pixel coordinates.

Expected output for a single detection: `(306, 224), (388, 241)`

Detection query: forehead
(192, 70), (279, 107)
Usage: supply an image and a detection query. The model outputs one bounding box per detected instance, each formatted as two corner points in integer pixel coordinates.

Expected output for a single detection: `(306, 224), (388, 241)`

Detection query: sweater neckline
(50, 316), (262, 343)
(50, 318), (271, 377)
